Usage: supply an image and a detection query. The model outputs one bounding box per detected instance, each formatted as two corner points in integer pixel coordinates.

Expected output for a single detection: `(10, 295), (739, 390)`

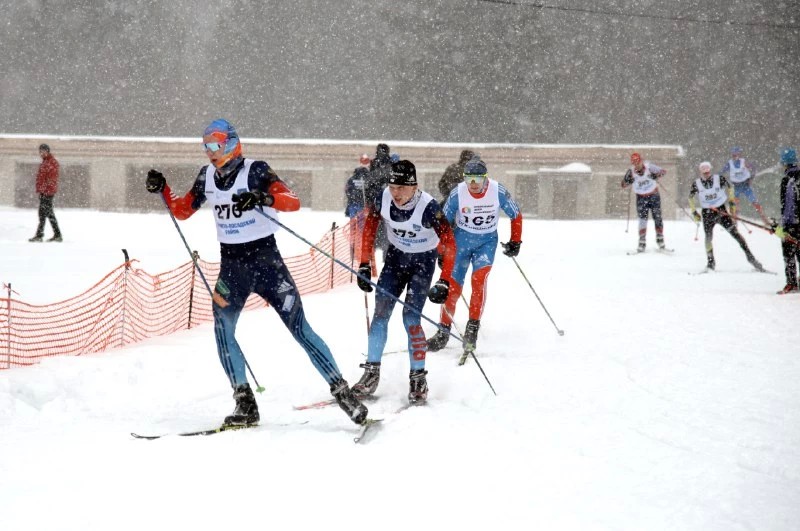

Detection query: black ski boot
(330, 378), (368, 424)
(657, 235), (666, 250)
(426, 325), (451, 352)
(463, 319), (480, 353)
(408, 369), (429, 405)
(352, 362), (381, 397)
(637, 238), (646, 253)
(223, 383), (260, 426)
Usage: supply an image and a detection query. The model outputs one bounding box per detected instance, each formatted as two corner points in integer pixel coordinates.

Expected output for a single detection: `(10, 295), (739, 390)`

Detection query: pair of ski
(132, 417), (381, 444)
(131, 423), (263, 440)
(688, 267), (777, 276)
(626, 247), (675, 256)
(293, 396), (420, 443)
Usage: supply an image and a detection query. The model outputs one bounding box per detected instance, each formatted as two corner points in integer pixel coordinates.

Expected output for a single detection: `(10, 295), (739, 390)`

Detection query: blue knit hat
(780, 147), (797, 165)
(464, 158), (487, 175)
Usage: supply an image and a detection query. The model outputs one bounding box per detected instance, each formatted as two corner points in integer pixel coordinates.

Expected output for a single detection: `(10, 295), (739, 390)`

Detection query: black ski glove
(501, 240), (521, 257)
(692, 211), (701, 222)
(146, 169), (166, 193)
(232, 190), (274, 211)
(357, 263), (373, 292)
(428, 278), (450, 304)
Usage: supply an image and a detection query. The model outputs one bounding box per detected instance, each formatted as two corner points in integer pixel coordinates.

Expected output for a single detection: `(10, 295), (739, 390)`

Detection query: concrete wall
(0, 136), (684, 219)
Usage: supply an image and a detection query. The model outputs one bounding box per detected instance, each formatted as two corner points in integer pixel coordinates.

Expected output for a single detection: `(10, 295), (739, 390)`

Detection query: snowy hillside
(1, 206), (798, 531)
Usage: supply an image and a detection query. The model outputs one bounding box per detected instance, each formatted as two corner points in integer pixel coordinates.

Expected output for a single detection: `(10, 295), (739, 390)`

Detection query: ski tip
(354, 418), (384, 444)
(131, 432), (160, 440)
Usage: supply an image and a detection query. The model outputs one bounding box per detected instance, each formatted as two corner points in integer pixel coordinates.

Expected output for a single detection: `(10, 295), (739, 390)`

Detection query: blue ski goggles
(203, 141), (224, 152)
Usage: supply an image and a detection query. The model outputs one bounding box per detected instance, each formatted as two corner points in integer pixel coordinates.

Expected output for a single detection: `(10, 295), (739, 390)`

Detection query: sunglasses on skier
(463, 173), (487, 185)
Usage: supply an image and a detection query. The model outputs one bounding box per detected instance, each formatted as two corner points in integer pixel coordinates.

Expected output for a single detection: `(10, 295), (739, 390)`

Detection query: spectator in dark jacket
(29, 144), (62, 242)
(345, 153), (371, 263)
(772, 147), (800, 294)
(345, 153), (371, 218)
(438, 149), (475, 201)
(365, 143), (392, 205)
(366, 143), (392, 254)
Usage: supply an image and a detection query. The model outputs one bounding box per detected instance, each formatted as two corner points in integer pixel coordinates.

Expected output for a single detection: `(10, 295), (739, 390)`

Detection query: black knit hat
(389, 160), (417, 186)
(38, 143), (50, 152)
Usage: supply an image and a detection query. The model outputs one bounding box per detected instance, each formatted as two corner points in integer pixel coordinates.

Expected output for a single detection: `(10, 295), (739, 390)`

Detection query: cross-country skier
(621, 152), (667, 252)
(352, 159), (456, 405)
(145, 118), (367, 427)
(720, 146), (770, 226)
(426, 157), (523, 355)
(689, 161), (765, 272)
(771, 147), (800, 294)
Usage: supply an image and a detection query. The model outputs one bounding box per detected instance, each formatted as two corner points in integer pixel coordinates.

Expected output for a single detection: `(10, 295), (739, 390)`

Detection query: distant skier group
(621, 147), (800, 292)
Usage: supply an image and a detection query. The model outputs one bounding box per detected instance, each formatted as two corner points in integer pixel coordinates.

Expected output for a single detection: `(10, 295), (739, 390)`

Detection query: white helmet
(698, 161), (712, 173)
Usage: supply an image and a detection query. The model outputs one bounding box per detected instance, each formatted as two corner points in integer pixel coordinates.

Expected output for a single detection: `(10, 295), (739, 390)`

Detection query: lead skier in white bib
(145, 119), (367, 427)
(621, 152), (668, 252)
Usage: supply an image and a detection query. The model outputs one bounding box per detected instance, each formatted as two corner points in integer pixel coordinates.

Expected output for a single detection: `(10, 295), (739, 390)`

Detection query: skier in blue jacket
(426, 157), (523, 355)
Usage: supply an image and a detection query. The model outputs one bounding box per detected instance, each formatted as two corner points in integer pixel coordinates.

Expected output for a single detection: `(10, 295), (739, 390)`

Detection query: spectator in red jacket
(30, 144), (62, 242)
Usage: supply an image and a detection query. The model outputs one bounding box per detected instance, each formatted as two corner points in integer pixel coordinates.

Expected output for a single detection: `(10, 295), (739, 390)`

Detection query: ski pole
(715, 208), (800, 245)
(658, 185), (700, 238)
(253, 208), (460, 340)
(357, 184), (372, 336)
(624, 185), (631, 233)
(362, 282), (371, 334)
(443, 306), (496, 394)
(254, 208), (500, 394)
(158, 194), (265, 392)
(460, 292), (470, 313)
(509, 256), (564, 336)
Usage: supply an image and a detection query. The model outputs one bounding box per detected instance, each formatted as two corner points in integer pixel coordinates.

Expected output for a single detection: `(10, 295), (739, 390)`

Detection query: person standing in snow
(621, 152), (667, 252)
(426, 157), (523, 356)
(438, 149), (475, 203)
(29, 144), (63, 242)
(365, 143), (392, 256)
(720, 146), (770, 226)
(689, 161), (765, 272)
(344, 153), (371, 265)
(771, 148), (800, 294)
(145, 118), (367, 427)
(352, 159), (456, 405)
(344, 153), (371, 219)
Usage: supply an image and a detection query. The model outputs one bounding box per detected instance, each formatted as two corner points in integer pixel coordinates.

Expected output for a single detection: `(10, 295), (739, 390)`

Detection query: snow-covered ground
(1, 205), (799, 531)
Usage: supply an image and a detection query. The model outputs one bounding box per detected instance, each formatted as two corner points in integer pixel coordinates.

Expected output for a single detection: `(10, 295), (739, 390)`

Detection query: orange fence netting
(0, 219), (367, 369)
